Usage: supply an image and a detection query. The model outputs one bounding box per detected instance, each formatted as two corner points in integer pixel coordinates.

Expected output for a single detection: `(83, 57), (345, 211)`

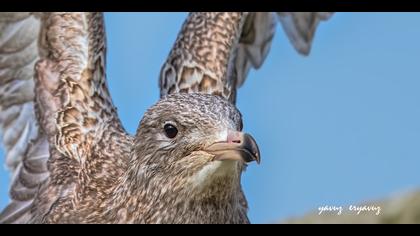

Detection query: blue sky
(2, 13), (420, 223)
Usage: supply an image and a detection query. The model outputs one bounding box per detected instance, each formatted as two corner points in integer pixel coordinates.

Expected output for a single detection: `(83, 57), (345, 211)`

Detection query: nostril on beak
(227, 130), (242, 144)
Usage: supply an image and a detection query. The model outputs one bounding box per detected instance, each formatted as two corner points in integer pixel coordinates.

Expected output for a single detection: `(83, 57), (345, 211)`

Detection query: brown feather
(159, 12), (247, 103)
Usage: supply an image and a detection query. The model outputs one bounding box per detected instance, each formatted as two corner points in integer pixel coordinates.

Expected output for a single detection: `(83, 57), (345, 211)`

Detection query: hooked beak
(205, 130), (261, 164)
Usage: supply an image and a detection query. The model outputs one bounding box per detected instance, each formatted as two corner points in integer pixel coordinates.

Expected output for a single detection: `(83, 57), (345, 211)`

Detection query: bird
(0, 12), (331, 224)
(0, 12), (260, 224)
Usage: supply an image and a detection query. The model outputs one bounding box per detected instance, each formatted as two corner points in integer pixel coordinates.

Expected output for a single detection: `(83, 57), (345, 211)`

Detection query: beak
(205, 130), (261, 164)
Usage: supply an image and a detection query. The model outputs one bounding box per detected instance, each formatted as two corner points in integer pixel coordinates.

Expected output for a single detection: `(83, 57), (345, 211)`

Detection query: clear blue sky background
(1, 13), (420, 223)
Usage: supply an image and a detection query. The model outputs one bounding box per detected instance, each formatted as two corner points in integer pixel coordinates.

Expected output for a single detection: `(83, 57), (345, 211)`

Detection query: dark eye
(164, 124), (178, 139)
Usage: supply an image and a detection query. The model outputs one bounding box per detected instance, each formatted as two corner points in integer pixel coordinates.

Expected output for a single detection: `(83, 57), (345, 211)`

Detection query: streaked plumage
(0, 11), (331, 224)
(0, 12), (261, 224)
(160, 12), (333, 103)
(159, 12), (246, 103)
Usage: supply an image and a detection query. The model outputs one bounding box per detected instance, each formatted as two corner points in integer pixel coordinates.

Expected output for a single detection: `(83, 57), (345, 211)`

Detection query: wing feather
(159, 12), (246, 103)
(277, 12), (333, 55)
(0, 13), (49, 224)
(35, 12), (123, 163)
(232, 12), (277, 88)
(0, 13), (40, 173)
(231, 12), (333, 89)
(1, 12), (122, 224)
(160, 12), (333, 102)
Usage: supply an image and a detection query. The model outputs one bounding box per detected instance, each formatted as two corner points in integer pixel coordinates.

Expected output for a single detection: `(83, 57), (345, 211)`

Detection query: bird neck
(107, 159), (249, 223)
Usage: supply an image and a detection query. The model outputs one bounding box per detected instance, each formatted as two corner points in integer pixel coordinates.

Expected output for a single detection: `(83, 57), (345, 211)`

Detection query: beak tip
(243, 133), (261, 165)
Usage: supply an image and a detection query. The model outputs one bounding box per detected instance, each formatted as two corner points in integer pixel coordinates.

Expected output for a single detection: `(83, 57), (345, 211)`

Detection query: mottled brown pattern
(158, 12), (332, 106)
(199, 75), (218, 92)
(154, 12), (332, 224)
(95, 93), (250, 224)
(0, 11), (335, 224)
(159, 12), (247, 103)
(1, 12), (261, 224)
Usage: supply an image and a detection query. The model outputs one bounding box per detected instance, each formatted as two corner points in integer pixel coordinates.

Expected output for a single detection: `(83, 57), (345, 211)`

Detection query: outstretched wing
(159, 12), (333, 103)
(0, 13), (40, 182)
(159, 12), (246, 103)
(0, 13), (49, 224)
(232, 12), (333, 88)
(35, 12), (124, 161)
(0, 12), (123, 224)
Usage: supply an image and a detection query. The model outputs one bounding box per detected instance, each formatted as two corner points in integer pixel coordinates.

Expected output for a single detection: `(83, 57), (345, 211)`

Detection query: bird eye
(164, 123), (178, 139)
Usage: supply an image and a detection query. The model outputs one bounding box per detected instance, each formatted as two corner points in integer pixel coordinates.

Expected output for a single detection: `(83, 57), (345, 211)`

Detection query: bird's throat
(108, 160), (247, 223)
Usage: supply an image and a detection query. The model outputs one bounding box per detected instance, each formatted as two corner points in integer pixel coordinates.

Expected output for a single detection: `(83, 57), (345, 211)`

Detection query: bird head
(133, 93), (260, 195)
